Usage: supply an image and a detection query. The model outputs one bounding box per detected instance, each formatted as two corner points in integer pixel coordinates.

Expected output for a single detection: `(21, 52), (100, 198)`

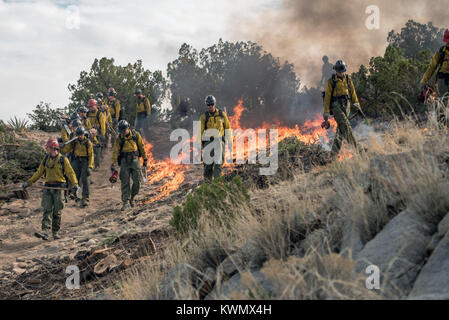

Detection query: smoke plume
(231, 0), (449, 87)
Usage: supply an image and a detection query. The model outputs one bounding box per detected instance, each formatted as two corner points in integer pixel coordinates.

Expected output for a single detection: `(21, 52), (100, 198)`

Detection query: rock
(16, 257), (25, 262)
(356, 209), (433, 297)
(438, 212), (449, 238)
(98, 227), (109, 234)
(206, 273), (242, 300)
(13, 267), (26, 275)
(408, 231), (449, 299)
(87, 239), (97, 247)
(206, 270), (277, 300)
(340, 220), (364, 259)
(407, 294), (449, 300)
(217, 254), (244, 278)
(241, 240), (267, 270)
(158, 264), (201, 300)
(426, 234), (441, 255)
(301, 229), (329, 256)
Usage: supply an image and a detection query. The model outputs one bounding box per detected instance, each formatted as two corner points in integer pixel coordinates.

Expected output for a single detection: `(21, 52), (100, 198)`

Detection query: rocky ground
(0, 128), (204, 299)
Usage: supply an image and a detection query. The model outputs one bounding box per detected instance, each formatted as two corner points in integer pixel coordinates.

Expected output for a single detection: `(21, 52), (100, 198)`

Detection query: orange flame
(140, 100), (342, 204)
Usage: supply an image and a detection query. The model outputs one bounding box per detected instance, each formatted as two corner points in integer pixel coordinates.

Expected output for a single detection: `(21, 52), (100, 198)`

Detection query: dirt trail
(0, 134), (204, 299)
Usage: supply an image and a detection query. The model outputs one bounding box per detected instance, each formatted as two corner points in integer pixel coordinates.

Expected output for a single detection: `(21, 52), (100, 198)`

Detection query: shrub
(7, 116), (28, 132)
(27, 102), (67, 132)
(170, 176), (250, 234)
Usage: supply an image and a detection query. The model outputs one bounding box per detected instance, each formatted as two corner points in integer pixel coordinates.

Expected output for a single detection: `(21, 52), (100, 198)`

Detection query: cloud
(0, 0), (268, 121)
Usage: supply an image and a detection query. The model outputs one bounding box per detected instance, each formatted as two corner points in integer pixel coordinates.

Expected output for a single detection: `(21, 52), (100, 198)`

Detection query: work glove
(321, 120), (331, 130)
(87, 168), (92, 177)
(22, 181), (29, 189)
(143, 159), (148, 168)
(323, 112), (330, 121)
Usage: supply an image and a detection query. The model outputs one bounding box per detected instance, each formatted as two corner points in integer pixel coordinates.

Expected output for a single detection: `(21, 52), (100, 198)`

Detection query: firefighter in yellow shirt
(87, 98), (107, 158)
(77, 106), (93, 130)
(322, 60), (361, 157)
(111, 120), (147, 211)
(199, 95), (232, 181)
(421, 29), (449, 125)
(107, 88), (121, 147)
(63, 127), (94, 207)
(22, 138), (79, 240)
(134, 89), (151, 138)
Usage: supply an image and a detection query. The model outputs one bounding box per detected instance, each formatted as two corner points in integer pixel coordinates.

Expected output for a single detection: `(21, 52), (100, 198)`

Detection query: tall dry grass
(112, 112), (449, 300)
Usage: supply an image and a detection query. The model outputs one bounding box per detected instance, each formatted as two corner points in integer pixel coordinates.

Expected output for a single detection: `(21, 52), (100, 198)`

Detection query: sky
(0, 0), (277, 121)
(1, 0), (447, 122)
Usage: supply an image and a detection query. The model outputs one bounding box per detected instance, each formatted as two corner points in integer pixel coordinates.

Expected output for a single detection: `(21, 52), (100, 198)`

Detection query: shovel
(9, 185), (71, 200)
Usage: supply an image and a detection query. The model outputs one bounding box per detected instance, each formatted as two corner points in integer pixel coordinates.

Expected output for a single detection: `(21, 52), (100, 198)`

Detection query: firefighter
(61, 112), (80, 143)
(134, 88), (151, 139)
(22, 138), (79, 240)
(199, 95), (232, 181)
(63, 127), (94, 207)
(107, 88), (121, 147)
(87, 98), (107, 159)
(421, 28), (449, 125)
(111, 120), (148, 211)
(90, 128), (102, 170)
(97, 92), (113, 148)
(323, 60), (361, 157)
(320, 55), (334, 88)
(77, 106), (93, 130)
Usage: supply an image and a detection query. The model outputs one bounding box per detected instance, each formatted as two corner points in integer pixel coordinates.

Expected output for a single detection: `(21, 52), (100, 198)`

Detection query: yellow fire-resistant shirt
(87, 110), (107, 136)
(111, 129), (147, 166)
(323, 74), (360, 114)
(107, 99), (121, 121)
(61, 125), (73, 143)
(199, 108), (232, 141)
(81, 117), (93, 130)
(64, 138), (94, 169)
(421, 45), (449, 84)
(28, 154), (78, 186)
(136, 96), (151, 116)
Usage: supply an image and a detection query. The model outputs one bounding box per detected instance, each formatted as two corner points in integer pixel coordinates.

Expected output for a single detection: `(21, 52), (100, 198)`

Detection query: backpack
(117, 129), (141, 165)
(42, 154), (66, 179)
(204, 109), (224, 130)
(321, 74), (352, 114)
(203, 109), (226, 143)
(74, 138), (91, 155)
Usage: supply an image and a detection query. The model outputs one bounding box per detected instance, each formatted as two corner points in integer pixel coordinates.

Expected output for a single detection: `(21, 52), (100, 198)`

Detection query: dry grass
(113, 114), (449, 300)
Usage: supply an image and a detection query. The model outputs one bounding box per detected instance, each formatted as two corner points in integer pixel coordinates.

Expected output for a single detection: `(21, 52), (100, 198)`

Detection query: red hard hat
(88, 98), (97, 107)
(45, 138), (59, 149)
(444, 29), (449, 43)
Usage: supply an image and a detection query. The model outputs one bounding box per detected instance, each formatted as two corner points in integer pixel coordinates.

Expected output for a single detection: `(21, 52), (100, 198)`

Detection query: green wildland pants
(41, 189), (64, 233)
(120, 156), (142, 203)
(71, 157), (90, 199)
(436, 76), (449, 126)
(94, 144), (101, 169)
(203, 139), (224, 181)
(331, 99), (358, 156)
